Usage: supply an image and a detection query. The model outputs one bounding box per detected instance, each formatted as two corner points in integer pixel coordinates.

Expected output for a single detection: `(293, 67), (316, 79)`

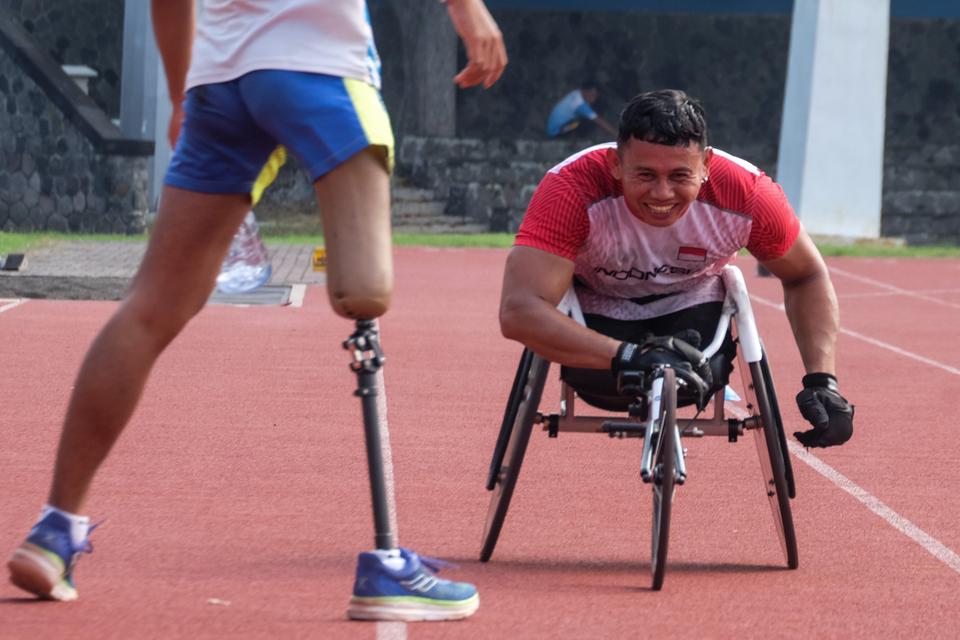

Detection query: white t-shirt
(187, 0), (382, 91)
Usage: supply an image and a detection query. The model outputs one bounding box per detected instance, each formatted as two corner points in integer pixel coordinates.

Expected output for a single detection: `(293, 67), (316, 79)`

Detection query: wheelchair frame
(480, 265), (798, 590)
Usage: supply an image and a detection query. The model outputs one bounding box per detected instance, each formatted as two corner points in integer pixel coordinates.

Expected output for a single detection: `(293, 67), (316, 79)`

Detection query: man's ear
(703, 147), (713, 182)
(606, 146), (622, 180)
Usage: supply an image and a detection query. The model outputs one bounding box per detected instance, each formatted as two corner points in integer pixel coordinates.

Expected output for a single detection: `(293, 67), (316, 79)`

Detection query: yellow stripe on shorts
(251, 146), (287, 207)
(343, 78), (395, 174)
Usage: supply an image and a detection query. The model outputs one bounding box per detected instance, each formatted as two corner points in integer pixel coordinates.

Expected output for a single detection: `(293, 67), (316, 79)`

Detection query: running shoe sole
(348, 593), (479, 621)
(7, 543), (78, 602)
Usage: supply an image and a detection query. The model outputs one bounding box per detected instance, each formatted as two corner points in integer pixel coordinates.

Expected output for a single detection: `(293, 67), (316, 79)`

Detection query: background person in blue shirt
(546, 81), (617, 138)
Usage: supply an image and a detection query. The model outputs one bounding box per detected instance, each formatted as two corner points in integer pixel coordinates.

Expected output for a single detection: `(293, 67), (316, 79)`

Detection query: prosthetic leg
(317, 147), (397, 552)
(343, 319), (396, 550)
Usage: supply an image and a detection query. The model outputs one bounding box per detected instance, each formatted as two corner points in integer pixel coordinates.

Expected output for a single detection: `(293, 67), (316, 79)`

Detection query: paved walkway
(0, 239), (325, 300)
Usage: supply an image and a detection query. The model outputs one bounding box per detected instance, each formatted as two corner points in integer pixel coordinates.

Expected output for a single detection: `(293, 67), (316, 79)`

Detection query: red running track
(1, 248), (959, 639)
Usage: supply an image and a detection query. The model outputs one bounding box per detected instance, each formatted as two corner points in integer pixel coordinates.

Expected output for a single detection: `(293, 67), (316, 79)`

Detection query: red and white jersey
(515, 144), (800, 320)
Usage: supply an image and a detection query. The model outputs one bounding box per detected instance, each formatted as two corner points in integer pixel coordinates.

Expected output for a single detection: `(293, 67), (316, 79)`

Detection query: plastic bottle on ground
(216, 211), (273, 294)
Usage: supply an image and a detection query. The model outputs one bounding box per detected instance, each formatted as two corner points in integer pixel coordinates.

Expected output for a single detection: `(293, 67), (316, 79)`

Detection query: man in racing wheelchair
(499, 89), (854, 448)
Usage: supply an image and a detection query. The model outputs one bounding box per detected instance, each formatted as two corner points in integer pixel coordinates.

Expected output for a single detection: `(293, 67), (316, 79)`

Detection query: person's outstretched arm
(762, 229), (855, 448)
(445, 0), (508, 88)
(593, 115), (618, 137)
(151, 0), (195, 147)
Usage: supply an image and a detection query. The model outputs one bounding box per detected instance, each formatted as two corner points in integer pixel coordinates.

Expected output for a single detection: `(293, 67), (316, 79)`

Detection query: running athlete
(500, 89), (854, 448)
(7, 0), (507, 623)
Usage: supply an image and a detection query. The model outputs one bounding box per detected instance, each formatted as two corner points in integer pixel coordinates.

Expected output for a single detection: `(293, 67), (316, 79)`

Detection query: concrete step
(393, 211), (471, 225)
(392, 186), (438, 202)
(392, 200), (447, 217)
(393, 222), (490, 234)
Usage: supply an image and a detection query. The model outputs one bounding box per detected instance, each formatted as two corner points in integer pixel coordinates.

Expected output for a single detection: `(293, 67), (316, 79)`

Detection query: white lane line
(838, 327), (960, 376)
(750, 291), (960, 574)
(376, 621), (408, 640)
(750, 294), (960, 377)
(788, 441), (960, 575)
(0, 298), (27, 314)
(829, 266), (960, 311)
(838, 288), (960, 301)
(287, 284), (306, 308)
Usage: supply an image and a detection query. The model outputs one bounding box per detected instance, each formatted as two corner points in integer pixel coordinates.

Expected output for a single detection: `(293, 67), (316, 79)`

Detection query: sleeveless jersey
(188, 0), (382, 91)
(516, 144), (800, 320)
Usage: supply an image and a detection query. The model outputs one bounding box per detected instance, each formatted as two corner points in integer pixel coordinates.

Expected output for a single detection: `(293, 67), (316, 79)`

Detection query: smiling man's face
(607, 138), (711, 227)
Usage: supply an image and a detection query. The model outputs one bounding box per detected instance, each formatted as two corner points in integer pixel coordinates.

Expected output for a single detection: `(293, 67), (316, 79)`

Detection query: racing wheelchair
(480, 265), (798, 590)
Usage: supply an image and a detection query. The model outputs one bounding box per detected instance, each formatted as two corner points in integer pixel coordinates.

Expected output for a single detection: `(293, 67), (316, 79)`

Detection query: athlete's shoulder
(547, 143), (621, 204)
(699, 148), (764, 207)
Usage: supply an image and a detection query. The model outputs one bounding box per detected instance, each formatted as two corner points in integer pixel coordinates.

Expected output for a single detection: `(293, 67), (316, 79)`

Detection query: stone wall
(0, 0), (124, 118)
(0, 12), (150, 233)
(451, 10), (789, 175)
(383, 9), (959, 244)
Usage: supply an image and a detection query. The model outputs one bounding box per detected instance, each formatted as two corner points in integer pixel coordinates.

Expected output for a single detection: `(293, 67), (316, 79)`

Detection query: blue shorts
(165, 71), (394, 196)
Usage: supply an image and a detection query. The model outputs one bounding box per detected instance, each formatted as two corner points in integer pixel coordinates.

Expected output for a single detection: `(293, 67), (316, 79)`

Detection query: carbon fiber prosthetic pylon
(343, 319), (396, 550)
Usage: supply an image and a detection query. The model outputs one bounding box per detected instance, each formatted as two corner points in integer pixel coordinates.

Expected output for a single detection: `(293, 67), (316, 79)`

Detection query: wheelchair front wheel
(749, 360), (799, 569)
(651, 367), (677, 591)
(480, 350), (550, 562)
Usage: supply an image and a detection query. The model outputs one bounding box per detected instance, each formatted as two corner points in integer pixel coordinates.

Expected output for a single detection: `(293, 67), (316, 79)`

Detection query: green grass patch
(0, 231), (148, 255)
(3, 230), (958, 256)
(814, 244), (960, 258)
(255, 232), (516, 248)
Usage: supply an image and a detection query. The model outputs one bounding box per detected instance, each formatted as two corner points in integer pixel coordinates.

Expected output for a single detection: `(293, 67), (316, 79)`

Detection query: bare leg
(314, 147), (393, 320)
(47, 186), (250, 512)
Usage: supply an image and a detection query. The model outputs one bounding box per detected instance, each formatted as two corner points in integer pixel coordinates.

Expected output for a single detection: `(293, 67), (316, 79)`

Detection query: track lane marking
(0, 298), (27, 314)
(829, 266), (960, 311)
(837, 287), (960, 300)
(288, 284), (306, 308)
(750, 294), (960, 376)
(376, 622), (407, 640)
(788, 441), (960, 575)
(751, 292), (960, 575)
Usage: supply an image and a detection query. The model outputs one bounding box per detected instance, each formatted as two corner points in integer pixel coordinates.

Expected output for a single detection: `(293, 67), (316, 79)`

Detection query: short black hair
(617, 89), (708, 149)
(580, 80), (599, 92)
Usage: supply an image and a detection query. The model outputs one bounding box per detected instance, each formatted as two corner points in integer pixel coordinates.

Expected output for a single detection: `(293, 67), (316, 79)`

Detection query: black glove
(611, 334), (713, 408)
(794, 373), (855, 448)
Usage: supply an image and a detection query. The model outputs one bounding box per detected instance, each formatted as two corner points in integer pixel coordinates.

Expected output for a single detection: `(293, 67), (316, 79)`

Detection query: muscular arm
(151, 0), (194, 145)
(760, 229), (838, 374)
(499, 246), (620, 368)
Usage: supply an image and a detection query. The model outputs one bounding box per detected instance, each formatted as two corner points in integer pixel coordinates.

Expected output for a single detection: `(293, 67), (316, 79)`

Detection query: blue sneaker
(348, 548), (479, 621)
(7, 512), (95, 602)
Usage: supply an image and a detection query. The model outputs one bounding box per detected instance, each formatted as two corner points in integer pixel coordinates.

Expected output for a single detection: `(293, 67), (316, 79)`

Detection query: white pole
(777, 0), (890, 240)
(119, 0), (171, 211)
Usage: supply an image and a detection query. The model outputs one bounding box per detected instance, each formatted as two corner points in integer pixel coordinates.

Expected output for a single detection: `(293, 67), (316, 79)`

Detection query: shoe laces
(77, 519), (104, 555)
(412, 551), (460, 574)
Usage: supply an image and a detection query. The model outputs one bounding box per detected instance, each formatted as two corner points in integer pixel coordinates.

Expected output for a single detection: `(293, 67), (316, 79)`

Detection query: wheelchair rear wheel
(759, 349), (795, 498)
(480, 349), (550, 562)
(748, 359), (799, 569)
(651, 367), (677, 591)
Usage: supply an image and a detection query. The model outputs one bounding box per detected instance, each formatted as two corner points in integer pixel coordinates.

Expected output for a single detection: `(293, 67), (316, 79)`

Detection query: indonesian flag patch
(677, 246), (707, 262)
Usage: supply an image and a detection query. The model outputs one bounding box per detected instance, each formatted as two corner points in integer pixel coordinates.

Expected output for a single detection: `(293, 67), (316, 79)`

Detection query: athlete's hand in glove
(794, 373), (855, 448)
